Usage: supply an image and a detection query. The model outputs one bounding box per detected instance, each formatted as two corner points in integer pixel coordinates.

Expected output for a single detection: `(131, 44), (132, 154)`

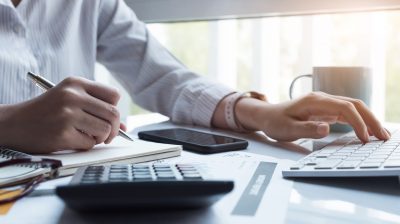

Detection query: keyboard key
(383, 160), (400, 168)
(368, 155), (389, 159)
(322, 146), (341, 150)
(319, 149), (337, 153)
(352, 152), (371, 156)
(371, 151), (391, 155)
(336, 161), (360, 169)
(359, 163), (382, 168)
(363, 158), (385, 163)
(305, 161), (318, 165)
(314, 160), (342, 169)
(337, 149), (355, 153)
(334, 152), (352, 156)
(328, 156), (348, 160)
(346, 156), (366, 161)
(290, 163), (304, 170)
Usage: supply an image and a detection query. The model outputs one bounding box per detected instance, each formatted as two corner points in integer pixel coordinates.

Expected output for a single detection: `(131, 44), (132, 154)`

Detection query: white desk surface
(2, 114), (400, 224)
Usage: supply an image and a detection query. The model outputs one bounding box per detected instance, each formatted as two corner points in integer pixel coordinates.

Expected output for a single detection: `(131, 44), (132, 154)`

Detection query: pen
(27, 72), (134, 142)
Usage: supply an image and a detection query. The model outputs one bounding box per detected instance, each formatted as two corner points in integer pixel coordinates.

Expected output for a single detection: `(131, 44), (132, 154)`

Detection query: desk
(1, 114), (399, 224)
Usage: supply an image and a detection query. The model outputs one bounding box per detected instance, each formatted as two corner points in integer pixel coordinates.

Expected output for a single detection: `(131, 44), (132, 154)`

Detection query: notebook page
(38, 137), (182, 169)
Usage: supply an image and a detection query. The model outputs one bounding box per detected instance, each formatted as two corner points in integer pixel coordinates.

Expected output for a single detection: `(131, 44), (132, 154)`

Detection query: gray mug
(289, 67), (372, 132)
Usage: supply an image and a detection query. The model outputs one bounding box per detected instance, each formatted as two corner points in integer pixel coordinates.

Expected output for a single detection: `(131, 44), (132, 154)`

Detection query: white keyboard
(282, 130), (400, 177)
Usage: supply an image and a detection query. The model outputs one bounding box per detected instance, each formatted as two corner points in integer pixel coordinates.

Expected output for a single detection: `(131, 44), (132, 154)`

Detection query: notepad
(0, 137), (182, 186)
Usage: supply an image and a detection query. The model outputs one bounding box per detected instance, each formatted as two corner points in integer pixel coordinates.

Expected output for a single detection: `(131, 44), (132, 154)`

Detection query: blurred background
(95, 10), (400, 124)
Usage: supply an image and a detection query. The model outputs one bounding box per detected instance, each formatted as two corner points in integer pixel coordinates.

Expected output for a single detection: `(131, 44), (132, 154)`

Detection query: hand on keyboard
(257, 92), (390, 142)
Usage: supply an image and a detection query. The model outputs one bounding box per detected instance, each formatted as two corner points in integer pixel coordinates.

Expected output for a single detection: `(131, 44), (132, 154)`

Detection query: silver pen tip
(119, 130), (134, 141)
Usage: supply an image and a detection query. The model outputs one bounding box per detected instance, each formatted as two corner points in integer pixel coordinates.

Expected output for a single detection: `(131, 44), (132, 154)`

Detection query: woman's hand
(0, 77), (123, 154)
(215, 92), (390, 142)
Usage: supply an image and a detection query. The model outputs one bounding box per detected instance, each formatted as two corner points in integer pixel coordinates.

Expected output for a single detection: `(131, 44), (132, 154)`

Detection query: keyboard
(282, 130), (400, 178)
(56, 163), (234, 211)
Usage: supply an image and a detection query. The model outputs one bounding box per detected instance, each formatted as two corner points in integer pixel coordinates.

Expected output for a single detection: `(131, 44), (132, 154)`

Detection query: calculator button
(132, 170), (150, 174)
(153, 164), (171, 168)
(182, 174), (202, 179)
(176, 164), (194, 168)
(133, 175), (153, 180)
(132, 167), (150, 170)
(83, 174), (103, 179)
(154, 168), (173, 173)
(156, 172), (175, 176)
(111, 165), (128, 169)
(156, 174), (176, 179)
(110, 171), (128, 174)
(132, 164), (149, 169)
(180, 171), (200, 176)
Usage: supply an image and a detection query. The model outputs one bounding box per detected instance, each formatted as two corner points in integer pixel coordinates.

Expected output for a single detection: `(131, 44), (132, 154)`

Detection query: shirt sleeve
(96, 0), (234, 127)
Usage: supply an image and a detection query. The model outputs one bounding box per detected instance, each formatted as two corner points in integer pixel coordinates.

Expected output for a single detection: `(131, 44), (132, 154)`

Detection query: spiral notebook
(0, 137), (182, 187)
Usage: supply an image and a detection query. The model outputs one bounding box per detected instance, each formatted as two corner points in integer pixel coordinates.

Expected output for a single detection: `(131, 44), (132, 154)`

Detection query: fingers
(308, 115), (338, 124)
(337, 101), (370, 142)
(59, 77), (121, 144)
(70, 129), (96, 151)
(321, 93), (390, 140)
(120, 123), (127, 132)
(73, 110), (112, 144)
(82, 79), (120, 105)
(80, 95), (120, 144)
(290, 121), (330, 139)
(306, 96), (370, 142)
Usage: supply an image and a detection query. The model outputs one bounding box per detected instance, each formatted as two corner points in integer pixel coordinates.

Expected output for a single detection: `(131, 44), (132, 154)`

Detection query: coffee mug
(289, 67), (372, 132)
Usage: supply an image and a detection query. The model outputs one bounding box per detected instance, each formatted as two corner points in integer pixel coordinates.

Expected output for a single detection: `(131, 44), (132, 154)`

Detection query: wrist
(235, 97), (272, 131)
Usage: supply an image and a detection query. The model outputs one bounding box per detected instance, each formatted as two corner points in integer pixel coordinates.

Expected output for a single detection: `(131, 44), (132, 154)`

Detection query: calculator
(56, 163), (234, 211)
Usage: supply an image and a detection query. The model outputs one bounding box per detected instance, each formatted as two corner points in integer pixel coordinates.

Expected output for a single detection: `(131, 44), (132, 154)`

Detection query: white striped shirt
(0, 0), (234, 127)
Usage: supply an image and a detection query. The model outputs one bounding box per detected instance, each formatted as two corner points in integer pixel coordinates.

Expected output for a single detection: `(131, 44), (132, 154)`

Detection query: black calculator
(56, 164), (234, 211)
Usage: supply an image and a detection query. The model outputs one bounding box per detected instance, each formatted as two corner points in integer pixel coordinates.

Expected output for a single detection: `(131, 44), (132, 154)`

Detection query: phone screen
(143, 128), (242, 145)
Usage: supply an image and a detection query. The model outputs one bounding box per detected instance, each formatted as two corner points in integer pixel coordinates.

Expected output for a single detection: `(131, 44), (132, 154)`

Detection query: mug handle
(289, 74), (312, 99)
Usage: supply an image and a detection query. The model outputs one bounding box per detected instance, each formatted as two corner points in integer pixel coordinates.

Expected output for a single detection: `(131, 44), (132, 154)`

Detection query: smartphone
(138, 128), (248, 154)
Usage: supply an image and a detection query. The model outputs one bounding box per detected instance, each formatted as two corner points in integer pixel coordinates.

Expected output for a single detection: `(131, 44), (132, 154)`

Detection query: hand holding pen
(28, 72), (133, 142)
(2, 72), (134, 154)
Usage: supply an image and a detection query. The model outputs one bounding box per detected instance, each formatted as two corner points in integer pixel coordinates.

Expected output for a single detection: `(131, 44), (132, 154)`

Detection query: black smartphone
(138, 128), (248, 154)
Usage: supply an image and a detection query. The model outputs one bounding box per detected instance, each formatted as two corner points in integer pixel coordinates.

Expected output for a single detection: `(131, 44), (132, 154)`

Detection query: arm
(96, 0), (234, 127)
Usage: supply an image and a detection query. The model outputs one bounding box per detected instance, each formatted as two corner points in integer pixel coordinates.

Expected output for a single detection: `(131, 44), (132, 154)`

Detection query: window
(97, 11), (400, 123)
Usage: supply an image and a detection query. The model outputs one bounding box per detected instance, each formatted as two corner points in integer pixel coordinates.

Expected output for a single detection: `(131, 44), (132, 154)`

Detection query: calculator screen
(146, 128), (242, 145)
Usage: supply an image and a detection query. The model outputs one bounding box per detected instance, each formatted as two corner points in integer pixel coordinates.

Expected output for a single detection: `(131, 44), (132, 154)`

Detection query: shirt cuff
(171, 83), (235, 127)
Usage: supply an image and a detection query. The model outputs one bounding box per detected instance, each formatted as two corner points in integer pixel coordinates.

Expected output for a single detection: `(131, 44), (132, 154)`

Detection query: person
(0, 0), (390, 154)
